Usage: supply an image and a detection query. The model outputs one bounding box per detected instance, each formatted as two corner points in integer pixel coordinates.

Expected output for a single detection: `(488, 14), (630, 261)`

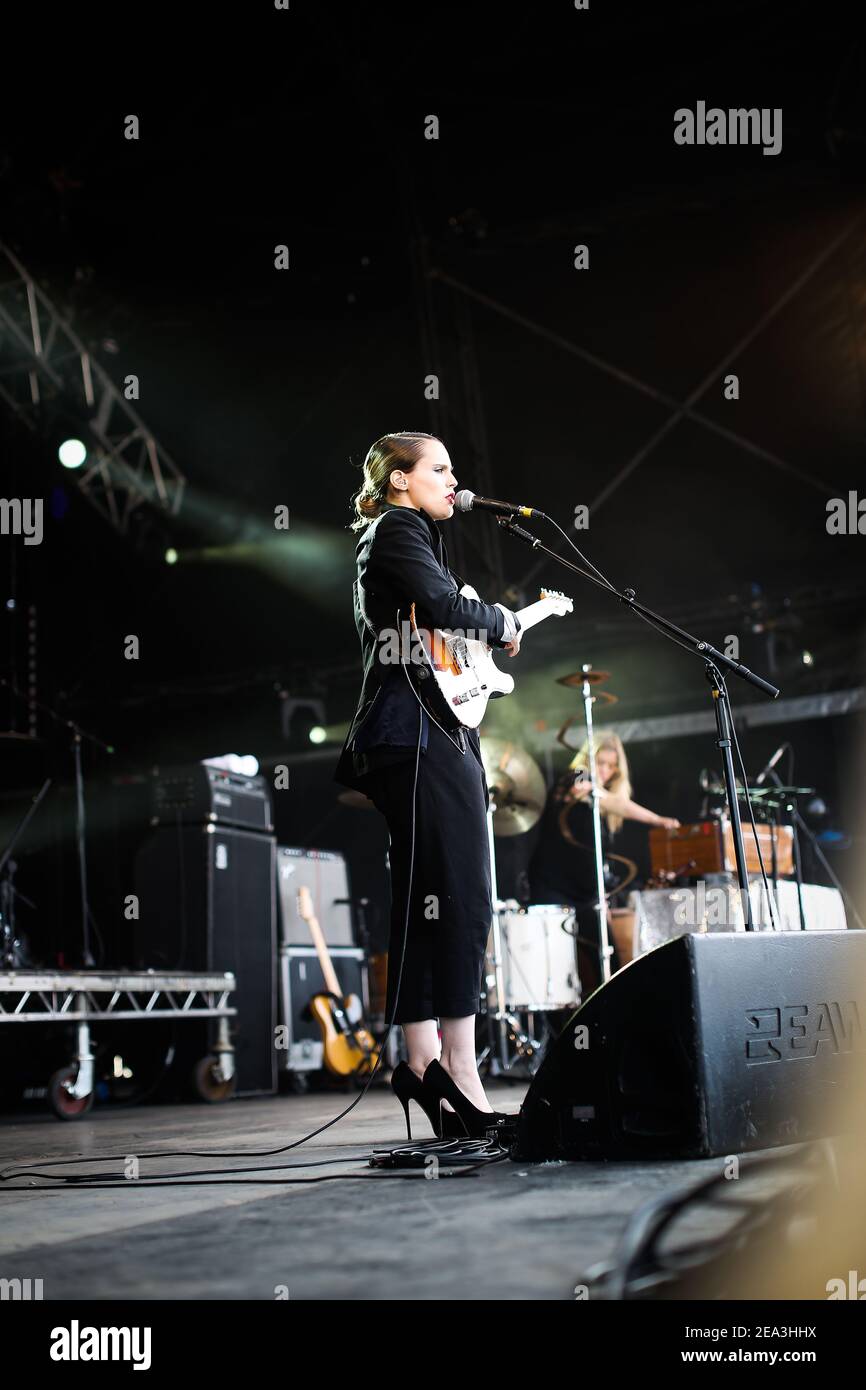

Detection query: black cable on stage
(0, 1169), (488, 1190)
(583, 1143), (828, 1300)
(3, 1134), (510, 1188)
(2, 1155), (380, 1184)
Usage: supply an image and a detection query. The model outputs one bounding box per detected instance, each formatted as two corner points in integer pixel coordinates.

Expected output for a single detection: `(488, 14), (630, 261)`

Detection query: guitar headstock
(539, 587), (574, 616)
(297, 885), (315, 922)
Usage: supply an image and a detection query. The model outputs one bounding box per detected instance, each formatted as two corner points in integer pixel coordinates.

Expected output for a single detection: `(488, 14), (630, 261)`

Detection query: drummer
(527, 735), (679, 994)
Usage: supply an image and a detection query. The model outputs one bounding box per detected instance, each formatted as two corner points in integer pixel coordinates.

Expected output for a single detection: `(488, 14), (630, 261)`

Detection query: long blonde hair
(568, 734), (631, 835)
(348, 431), (442, 532)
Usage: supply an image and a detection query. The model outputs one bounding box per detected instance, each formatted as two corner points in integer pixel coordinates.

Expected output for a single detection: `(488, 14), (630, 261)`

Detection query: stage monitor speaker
(513, 929), (866, 1162)
(133, 824), (277, 1096)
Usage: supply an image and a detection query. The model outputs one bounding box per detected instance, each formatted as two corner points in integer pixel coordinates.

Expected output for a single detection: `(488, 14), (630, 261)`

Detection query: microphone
(755, 743), (789, 786)
(453, 489), (546, 520)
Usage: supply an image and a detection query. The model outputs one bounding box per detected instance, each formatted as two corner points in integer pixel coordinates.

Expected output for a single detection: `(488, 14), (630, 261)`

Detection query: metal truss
(558, 686), (865, 749)
(0, 970), (236, 1023)
(0, 242), (186, 535)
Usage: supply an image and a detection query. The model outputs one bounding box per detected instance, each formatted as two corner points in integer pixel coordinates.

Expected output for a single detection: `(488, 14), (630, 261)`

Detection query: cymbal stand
(481, 795), (543, 1076)
(579, 663), (615, 986)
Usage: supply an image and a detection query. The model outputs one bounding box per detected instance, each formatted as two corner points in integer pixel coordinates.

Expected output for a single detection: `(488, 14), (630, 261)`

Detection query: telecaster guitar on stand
(296, 885), (380, 1079)
(409, 585), (573, 730)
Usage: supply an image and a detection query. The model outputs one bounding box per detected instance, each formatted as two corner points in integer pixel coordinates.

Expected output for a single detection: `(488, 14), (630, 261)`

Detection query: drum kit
(338, 665), (623, 1080)
(478, 664), (621, 1077)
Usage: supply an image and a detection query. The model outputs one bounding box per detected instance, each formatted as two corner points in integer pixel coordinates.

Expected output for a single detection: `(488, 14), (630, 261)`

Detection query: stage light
(802, 650), (814, 666)
(281, 696), (326, 744)
(58, 438), (87, 469)
(308, 725), (327, 744)
(165, 548), (178, 565)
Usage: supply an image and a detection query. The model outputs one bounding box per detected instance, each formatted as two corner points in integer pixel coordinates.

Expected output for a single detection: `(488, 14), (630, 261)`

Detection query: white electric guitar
(409, 585), (573, 729)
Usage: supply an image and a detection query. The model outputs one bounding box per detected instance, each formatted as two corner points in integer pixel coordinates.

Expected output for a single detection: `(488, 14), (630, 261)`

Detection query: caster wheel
(286, 1071), (310, 1095)
(48, 1065), (94, 1120)
(192, 1056), (237, 1103)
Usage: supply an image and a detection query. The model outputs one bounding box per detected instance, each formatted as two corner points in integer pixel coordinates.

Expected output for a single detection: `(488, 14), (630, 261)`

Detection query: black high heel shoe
(422, 1059), (516, 1139)
(390, 1061), (467, 1140)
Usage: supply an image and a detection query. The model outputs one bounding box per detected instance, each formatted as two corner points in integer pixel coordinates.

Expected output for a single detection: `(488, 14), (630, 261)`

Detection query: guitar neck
(514, 599), (556, 634)
(306, 914), (342, 996)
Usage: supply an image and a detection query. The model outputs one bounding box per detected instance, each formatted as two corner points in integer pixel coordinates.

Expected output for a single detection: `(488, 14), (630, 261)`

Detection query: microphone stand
(787, 800), (866, 933)
(1, 678), (113, 966)
(762, 770), (866, 933)
(763, 769), (805, 931)
(496, 518), (780, 933)
(0, 778), (52, 967)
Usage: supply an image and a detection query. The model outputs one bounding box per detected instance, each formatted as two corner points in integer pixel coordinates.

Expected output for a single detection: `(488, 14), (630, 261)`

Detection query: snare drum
(487, 904), (580, 1011)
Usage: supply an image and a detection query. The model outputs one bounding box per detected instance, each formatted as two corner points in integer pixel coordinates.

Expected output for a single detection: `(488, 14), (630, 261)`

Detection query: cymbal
(556, 669), (611, 689)
(479, 736), (547, 837)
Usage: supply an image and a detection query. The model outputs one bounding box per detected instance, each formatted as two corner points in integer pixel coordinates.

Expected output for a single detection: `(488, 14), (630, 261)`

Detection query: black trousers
(364, 718), (492, 1024)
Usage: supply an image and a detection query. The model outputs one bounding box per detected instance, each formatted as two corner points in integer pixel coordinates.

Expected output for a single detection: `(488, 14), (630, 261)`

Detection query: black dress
(334, 501), (520, 1024)
(363, 719), (495, 1022)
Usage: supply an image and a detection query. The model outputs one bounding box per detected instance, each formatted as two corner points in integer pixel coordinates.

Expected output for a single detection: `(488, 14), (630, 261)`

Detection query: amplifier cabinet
(133, 824), (277, 1096)
(152, 763), (273, 832)
(650, 818), (794, 879)
(277, 847), (354, 946)
(278, 945), (367, 1074)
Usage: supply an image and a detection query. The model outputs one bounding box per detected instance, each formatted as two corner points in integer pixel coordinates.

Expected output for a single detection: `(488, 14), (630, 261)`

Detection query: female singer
(527, 734), (680, 994)
(334, 431), (523, 1140)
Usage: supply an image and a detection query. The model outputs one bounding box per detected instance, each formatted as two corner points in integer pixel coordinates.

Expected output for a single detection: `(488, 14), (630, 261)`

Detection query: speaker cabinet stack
(133, 767), (278, 1097)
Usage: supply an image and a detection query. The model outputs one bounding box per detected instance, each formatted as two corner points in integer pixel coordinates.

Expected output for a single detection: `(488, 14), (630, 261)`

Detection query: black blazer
(333, 501), (519, 791)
